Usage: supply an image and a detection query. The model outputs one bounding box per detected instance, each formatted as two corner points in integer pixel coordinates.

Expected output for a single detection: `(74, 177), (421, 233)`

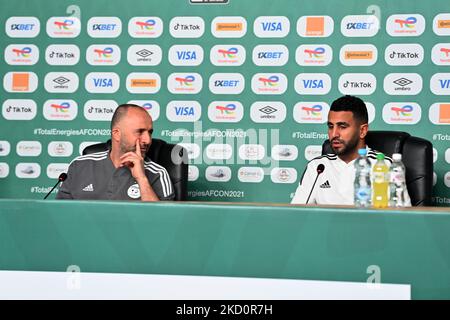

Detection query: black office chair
(322, 131), (433, 206)
(83, 138), (188, 201)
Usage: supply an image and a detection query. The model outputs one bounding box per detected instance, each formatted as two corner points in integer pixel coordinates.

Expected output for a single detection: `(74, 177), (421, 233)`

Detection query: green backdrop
(0, 0), (449, 205)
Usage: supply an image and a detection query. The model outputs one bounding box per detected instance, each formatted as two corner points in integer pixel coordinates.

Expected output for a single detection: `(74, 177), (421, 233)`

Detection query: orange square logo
(12, 73), (29, 91)
(216, 23), (243, 31)
(439, 104), (450, 123)
(438, 19), (450, 29)
(306, 17), (324, 36)
(131, 79), (157, 87)
(345, 51), (374, 60)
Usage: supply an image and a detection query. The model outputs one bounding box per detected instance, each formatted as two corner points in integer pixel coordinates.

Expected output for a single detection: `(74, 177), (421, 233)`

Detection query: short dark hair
(110, 103), (145, 131)
(330, 95), (368, 124)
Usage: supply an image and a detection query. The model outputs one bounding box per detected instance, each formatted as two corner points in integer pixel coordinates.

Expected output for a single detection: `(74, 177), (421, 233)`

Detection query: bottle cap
(392, 153), (402, 161)
(358, 148), (367, 156)
(376, 153), (385, 160)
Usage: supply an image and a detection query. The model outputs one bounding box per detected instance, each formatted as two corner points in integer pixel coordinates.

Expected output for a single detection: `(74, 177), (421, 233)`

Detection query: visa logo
(175, 107), (195, 116)
(302, 80), (324, 88)
(176, 51), (197, 60)
(11, 24), (35, 30)
(261, 22), (282, 31)
(93, 78), (113, 87)
(440, 79), (450, 89)
(346, 22), (374, 30)
(93, 24), (117, 31)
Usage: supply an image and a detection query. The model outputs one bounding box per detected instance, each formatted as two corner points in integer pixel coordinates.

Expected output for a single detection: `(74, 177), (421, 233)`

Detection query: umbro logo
(259, 106), (277, 115)
(82, 184), (94, 192)
(53, 76), (70, 85)
(319, 180), (331, 188)
(136, 49), (153, 58)
(393, 77), (413, 87)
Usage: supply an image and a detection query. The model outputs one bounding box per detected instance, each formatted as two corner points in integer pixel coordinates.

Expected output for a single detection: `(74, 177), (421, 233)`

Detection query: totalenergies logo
(136, 19), (156, 30)
(216, 103), (236, 115)
(54, 19), (74, 30)
(441, 47), (450, 58)
(142, 103), (153, 111)
(391, 105), (413, 116)
(302, 104), (322, 116)
(51, 102), (70, 112)
(259, 75), (279, 86)
(218, 47), (238, 58)
(304, 47), (325, 59)
(94, 47), (113, 58)
(175, 75), (195, 86)
(395, 17), (417, 28)
(12, 47), (32, 57)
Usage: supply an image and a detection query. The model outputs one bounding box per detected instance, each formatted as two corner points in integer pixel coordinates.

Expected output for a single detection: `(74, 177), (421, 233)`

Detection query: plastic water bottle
(372, 153), (389, 208)
(354, 148), (371, 207)
(389, 153), (407, 207)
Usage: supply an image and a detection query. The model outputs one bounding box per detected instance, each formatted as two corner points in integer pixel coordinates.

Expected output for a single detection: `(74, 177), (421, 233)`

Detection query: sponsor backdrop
(0, 0), (449, 206)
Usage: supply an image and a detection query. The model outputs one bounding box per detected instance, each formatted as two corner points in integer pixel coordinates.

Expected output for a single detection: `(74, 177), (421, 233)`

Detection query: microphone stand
(305, 164), (325, 204)
(44, 173), (67, 200)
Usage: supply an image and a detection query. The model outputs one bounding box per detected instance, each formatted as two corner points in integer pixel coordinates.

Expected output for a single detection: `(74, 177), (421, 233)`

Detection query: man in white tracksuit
(291, 95), (411, 206)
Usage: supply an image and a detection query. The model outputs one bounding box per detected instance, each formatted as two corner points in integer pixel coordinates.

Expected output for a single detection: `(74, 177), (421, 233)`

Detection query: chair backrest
(83, 138), (188, 201)
(322, 130), (433, 206)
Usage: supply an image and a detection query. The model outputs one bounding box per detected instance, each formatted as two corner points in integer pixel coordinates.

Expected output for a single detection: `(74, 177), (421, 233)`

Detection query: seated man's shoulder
(143, 159), (170, 176)
(307, 153), (338, 165)
(70, 151), (109, 165)
(143, 159), (174, 199)
(367, 149), (393, 163)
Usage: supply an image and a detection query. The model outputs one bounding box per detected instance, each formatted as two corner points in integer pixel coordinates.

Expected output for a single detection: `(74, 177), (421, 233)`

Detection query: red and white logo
(128, 17), (163, 38)
(432, 43), (450, 65)
(296, 45), (332, 66)
(382, 102), (421, 125)
(47, 17), (81, 38)
(167, 73), (202, 94)
(386, 14), (425, 37)
(208, 101), (243, 123)
(86, 45), (121, 65)
(210, 45), (246, 66)
(251, 73), (287, 95)
(43, 100), (78, 121)
(293, 102), (330, 124)
(5, 44), (39, 65)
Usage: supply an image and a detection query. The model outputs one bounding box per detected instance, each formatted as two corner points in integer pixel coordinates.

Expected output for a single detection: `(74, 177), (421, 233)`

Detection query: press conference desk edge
(1, 199), (450, 299)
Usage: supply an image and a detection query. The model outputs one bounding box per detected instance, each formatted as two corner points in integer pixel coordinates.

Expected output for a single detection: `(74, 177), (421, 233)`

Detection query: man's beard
(331, 135), (359, 156)
(119, 140), (148, 155)
(120, 140), (135, 154)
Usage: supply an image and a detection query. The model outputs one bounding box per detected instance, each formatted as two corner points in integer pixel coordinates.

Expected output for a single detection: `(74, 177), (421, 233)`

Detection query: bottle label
(391, 173), (405, 183)
(373, 172), (387, 183)
(356, 187), (370, 200)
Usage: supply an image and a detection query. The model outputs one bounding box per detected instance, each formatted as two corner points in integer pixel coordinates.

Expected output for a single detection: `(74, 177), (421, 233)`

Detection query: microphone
(305, 164), (325, 204)
(44, 173), (67, 200)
